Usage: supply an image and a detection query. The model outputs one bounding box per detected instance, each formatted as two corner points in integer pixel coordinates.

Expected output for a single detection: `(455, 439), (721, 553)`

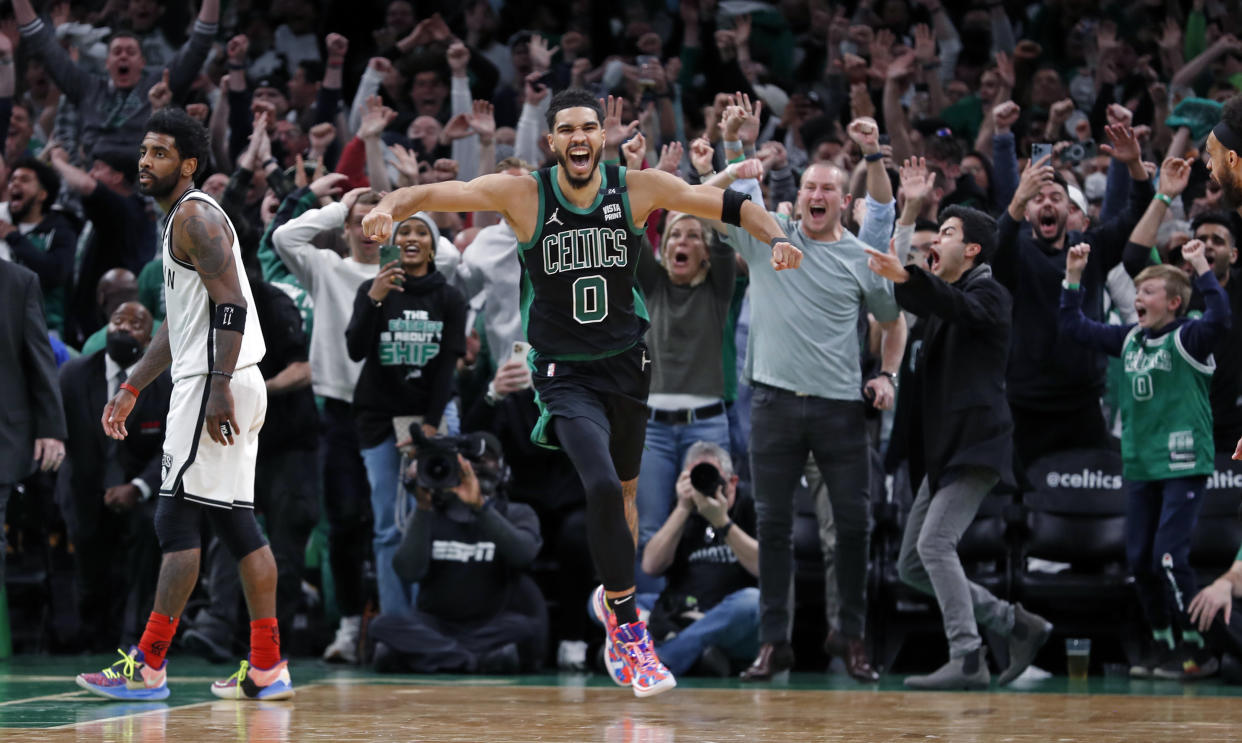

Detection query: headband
(1212, 121), (1242, 154)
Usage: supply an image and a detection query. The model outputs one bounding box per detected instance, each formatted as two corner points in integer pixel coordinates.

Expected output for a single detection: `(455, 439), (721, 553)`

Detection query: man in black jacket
(865, 206), (1051, 690)
(995, 124), (1153, 471)
(0, 260), (65, 589)
(369, 432), (546, 673)
(56, 301), (168, 651)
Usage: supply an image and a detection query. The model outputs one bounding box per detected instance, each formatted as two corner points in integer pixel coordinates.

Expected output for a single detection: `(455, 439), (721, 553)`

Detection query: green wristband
(1154, 192), (1173, 207)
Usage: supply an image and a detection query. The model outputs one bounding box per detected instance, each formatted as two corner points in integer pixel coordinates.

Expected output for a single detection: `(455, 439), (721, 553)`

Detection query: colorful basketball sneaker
(611, 621), (677, 697)
(75, 647), (170, 700)
(211, 659), (295, 701)
(591, 584), (633, 687)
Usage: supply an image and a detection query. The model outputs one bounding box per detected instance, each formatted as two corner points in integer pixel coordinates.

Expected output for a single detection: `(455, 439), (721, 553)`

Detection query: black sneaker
(1130, 645), (1175, 679)
(1153, 645), (1219, 680)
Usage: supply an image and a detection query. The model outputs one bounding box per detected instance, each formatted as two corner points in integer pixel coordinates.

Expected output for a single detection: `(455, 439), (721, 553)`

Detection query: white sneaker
(322, 615), (361, 664)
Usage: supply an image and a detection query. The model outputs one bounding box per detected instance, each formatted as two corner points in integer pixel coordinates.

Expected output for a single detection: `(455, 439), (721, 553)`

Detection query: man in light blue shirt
(729, 118), (905, 682)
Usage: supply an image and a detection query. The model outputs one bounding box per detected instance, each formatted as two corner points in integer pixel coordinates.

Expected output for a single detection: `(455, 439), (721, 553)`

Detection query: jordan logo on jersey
(546, 208), (563, 227)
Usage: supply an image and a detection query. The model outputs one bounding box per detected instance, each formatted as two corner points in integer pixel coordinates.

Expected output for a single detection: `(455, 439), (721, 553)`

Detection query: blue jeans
(728, 386), (753, 483)
(635, 411), (731, 593)
(657, 587), (760, 676)
(361, 435), (416, 616)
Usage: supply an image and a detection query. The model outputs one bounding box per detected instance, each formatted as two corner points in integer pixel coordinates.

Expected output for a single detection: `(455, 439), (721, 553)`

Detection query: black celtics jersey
(518, 164), (650, 360)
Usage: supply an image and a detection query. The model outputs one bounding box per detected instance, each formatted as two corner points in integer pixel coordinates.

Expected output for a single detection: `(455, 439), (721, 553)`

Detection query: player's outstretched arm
(363, 174), (534, 243)
(178, 200), (248, 445)
(629, 168), (802, 270)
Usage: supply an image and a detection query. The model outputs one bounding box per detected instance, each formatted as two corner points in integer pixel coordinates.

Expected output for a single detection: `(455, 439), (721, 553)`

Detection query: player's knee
(204, 507), (269, 560)
(154, 495), (203, 553)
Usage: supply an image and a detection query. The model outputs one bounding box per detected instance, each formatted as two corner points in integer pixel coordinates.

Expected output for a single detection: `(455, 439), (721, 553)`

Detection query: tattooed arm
(174, 200), (247, 446)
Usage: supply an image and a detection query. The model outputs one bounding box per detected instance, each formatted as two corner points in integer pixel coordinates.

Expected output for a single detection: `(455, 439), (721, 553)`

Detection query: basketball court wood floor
(4, 656), (1242, 742)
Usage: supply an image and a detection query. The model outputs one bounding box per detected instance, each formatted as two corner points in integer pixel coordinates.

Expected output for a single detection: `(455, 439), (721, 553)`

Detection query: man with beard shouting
(1203, 94), (1242, 460)
(996, 123), (1155, 474)
(363, 88), (801, 697)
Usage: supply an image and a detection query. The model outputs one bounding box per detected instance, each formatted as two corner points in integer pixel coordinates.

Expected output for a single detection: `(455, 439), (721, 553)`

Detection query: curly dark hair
(1223, 94), (1242, 144)
(545, 88), (605, 132)
(144, 107), (210, 176)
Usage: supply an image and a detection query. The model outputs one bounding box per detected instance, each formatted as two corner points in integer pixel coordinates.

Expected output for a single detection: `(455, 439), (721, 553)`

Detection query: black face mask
(105, 331), (143, 367)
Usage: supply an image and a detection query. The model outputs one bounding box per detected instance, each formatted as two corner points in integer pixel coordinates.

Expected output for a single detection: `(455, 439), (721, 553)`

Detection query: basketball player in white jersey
(75, 109), (293, 701)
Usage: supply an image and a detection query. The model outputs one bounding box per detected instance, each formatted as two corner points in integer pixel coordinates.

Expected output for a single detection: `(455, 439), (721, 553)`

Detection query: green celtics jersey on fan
(1118, 324), (1215, 480)
(518, 163), (649, 361)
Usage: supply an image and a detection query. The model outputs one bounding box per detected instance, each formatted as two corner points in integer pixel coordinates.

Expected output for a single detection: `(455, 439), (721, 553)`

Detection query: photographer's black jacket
(346, 268), (467, 448)
(392, 498), (542, 623)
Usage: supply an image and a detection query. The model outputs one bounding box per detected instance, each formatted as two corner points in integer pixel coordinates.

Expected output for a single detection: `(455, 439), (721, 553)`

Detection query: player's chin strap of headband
(1212, 121), (1242, 154)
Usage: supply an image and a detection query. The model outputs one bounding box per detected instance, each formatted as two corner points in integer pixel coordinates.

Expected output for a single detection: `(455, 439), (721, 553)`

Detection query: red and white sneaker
(611, 621), (677, 697)
(591, 585), (633, 687)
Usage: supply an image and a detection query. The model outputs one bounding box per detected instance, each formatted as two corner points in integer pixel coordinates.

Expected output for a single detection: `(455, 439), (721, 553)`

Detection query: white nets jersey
(161, 189), (265, 381)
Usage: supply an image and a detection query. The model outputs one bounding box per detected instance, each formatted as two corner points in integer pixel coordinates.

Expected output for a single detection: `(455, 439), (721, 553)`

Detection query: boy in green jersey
(1060, 239), (1230, 680)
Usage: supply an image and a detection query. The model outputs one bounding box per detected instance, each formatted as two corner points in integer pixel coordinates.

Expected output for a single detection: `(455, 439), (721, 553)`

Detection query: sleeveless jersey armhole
(517, 170), (545, 255)
(616, 166), (646, 237)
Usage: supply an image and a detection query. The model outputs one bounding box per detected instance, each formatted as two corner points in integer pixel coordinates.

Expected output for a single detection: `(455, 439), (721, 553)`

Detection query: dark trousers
(1126, 476), (1208, 632)
(369, 609), (538, 673)
(0, 482), (10, 583)
(256, 447), (320, 638)
(749, 387), (871, 641)
(1207, 598), (1242, 657)
(320, 398), (372, 616)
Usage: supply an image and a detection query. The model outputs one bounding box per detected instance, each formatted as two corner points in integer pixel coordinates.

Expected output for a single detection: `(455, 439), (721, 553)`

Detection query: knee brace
(204, 506), (268, 560)
(154, 495), (204, 553)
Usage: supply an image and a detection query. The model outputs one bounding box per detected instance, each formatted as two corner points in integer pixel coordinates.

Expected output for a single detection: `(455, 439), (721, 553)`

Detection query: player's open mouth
(569, 148), (591, 168)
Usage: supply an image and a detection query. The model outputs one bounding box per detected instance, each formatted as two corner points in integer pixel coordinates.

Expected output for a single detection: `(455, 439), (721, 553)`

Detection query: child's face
(1134, 278), (1179, 330)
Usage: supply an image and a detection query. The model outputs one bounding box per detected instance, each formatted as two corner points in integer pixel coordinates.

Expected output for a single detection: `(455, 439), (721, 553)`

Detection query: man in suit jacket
(0, 260), (66, 583)
(56, 301), (169, 650)
(865, 206), (1051, 690)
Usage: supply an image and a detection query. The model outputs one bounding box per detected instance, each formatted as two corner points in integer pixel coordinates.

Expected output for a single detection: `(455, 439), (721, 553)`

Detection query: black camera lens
(689, 462), (724, 496)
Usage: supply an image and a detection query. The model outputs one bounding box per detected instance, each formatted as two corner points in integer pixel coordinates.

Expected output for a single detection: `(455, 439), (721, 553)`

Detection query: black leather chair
(1016, 449), (1143, 669)
(1190, 454), (1242, 588)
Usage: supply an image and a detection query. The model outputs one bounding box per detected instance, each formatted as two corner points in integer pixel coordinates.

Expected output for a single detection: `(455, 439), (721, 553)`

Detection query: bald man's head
(97, 268), (138, 319)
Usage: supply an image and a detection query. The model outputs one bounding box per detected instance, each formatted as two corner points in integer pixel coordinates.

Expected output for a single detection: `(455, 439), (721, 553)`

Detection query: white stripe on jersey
(161, 189), (265, 382)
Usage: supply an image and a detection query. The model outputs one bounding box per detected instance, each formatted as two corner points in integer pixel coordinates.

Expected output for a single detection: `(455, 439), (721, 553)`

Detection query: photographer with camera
(602, 441), (759, 678)
(346, 212), (469, 618)
(368, 431), (546, 674)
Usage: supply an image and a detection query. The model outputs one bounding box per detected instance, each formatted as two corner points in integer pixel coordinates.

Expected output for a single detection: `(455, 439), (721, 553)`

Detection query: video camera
(403, 425), (489, 496)
(689, 461), (726, 496)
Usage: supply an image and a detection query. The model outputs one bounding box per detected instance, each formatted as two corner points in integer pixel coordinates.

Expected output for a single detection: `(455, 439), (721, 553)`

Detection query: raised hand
(735, 93), (763, 146)
(369, 56), (394, 75)
(689, 137), (714, 175)
(1048, 98), (1075, 129)
(227, 34), (249, 66)
(850, 82), (875, 119)
(325, 32), (348, 60)
(524, 71), (550, 105)
(770, 239), (802, 271)
(620, 131), (646, 171)
(1065, 242), (1090, 282)
(993, 50), (1015, 90)
(602, 95), (640, 148)
(309, 172), (349, 200)
(913, 23), (937, 66)
(446, 41), (470, 76)
(358, 95), (396, 139)
(529, 34), (559, 72)
(1010, 154), (1055, 218)
(847, 116), (881, 155)
(1182, 238), (1211, 276)
(728, 158), (764, 180)
(1101, 123), (1141, 165)
(656, 141), (684, 174)
(993, 100), (1021, 132)
(757, 140), (788, 171)
(733, 13), (752, 47)
(720, 104), (746, 141)
(467, 99), (496, 144)
(442, 112), (474, 142)
(886, 50), (917, 83)
(899, 157), (934, 204)
(1157, 156), (1193, 199)
(147, 69), (172, 110)
(390, 143), (421, 186)
(308, 122), (336, 156)
(1105, 103), (1133, 129)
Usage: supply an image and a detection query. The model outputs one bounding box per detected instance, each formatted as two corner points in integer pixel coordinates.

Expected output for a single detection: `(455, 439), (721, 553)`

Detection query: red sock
(249, 617), (281, 670)
(138, 612), (179, 669)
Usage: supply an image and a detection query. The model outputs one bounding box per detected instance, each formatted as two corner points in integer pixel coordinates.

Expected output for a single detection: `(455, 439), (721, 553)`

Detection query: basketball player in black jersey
(364, 89), (800, 696)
